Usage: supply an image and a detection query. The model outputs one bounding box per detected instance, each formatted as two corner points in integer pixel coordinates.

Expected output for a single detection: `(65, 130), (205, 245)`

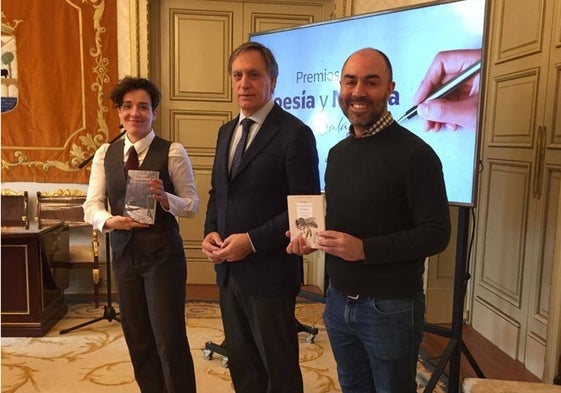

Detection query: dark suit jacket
(204, 103), (320, 297)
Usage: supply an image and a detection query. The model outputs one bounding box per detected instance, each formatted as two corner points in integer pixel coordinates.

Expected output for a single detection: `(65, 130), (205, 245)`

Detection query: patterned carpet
(1, 301), (447, 393)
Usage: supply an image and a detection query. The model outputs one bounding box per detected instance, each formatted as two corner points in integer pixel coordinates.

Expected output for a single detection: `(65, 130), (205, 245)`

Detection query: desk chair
(36, 189), (101, 307)
(1, 189), (29, 228)
(203, 318), (319, 367)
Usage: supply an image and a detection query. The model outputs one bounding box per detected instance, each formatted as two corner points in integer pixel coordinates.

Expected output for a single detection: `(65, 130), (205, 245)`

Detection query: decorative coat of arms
(1, 13), (22, 113)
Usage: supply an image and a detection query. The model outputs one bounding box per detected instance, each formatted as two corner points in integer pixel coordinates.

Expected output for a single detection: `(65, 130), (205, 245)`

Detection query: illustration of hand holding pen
(399, 49), (482, 132)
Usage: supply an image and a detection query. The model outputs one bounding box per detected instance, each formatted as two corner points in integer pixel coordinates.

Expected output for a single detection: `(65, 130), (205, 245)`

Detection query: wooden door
(471, 0), (561, 378)
(151, 0), (334, 283)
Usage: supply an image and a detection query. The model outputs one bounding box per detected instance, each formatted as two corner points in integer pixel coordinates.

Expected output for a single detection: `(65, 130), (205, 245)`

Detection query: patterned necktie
(230, 118), (254, 178)
(124, 146), (139, 175)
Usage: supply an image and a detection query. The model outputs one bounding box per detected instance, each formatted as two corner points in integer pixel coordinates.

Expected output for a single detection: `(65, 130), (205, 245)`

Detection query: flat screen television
(250, 0), (490, 207)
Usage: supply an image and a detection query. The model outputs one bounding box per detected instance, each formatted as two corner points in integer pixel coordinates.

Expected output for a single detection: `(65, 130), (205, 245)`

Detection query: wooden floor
(422, 325), (540, 383)
(186, 284), (541, 384)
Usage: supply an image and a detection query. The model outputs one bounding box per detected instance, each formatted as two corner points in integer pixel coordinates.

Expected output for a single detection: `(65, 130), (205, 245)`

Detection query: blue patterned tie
(230, 118), (254, 178)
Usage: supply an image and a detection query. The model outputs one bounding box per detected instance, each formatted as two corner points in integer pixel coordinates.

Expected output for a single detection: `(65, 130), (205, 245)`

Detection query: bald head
(341, 48), (393, 83)
(338, 48), (396, 134)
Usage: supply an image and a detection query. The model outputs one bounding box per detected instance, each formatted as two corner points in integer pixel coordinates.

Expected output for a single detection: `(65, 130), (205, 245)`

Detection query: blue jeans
(323, 287), (425, 393)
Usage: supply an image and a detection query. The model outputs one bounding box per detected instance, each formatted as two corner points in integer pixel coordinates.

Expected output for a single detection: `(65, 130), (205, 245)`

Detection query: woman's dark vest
(104, 137), (183, 259)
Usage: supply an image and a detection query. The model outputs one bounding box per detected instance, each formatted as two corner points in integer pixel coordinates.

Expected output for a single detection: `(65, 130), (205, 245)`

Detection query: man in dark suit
(202, 42), (320, 393)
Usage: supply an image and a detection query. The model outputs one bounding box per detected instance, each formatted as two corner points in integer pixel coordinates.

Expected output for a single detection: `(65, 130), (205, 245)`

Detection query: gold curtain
(1, 0), (120, 183)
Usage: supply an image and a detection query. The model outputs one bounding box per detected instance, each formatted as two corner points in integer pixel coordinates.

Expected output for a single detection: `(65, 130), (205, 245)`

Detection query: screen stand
(423, 206), (484, 392)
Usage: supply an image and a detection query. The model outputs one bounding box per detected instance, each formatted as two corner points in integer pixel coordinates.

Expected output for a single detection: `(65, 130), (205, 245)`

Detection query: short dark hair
(109, 76), (161, 110)
(227, 41), (279, 80)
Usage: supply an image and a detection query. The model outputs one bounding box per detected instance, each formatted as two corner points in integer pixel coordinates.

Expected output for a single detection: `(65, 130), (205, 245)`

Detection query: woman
(83, 76), (199, 393)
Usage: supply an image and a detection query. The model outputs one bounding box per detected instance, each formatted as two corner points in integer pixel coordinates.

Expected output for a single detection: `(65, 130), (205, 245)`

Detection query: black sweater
(324, 121), (451, 298)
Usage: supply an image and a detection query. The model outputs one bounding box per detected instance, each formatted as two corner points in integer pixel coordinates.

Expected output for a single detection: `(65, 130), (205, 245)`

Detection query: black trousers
(219, 275), (303, 393)
(113, 245), (196, 393)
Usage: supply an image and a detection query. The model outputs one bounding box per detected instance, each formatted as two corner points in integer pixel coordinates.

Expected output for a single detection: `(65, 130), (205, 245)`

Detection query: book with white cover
(124, 170), (159, 224)
(287, 195), (325, 249)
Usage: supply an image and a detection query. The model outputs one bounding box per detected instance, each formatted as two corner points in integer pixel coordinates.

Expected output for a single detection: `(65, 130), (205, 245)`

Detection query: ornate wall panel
(536, 168), (560, 318)
(169, 109), (231, 168)
(243, 2), (320, 35)
(424, 207), (457, 322)
(351, 0), (429, 15)
(1, 1), (120, 183)
(489, 69), (539, 147)
(178, 168), (214, 284)
(249, 13), (315, 32)
(170, 9), (237, 101)
(549, 63), (561, 146)
(169, 108), (230, 284)
(472, 296), (520, 359)
(493, 0), (546, 64)
(479, 160), (529, 307)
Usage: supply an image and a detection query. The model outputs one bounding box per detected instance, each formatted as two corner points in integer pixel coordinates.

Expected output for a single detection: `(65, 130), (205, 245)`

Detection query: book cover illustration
(124, 170), (159, 224)
(287, 195), (325, 249)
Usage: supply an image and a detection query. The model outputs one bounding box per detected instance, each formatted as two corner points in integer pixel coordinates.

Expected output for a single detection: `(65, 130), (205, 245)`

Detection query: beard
(339, 96), (388, 130)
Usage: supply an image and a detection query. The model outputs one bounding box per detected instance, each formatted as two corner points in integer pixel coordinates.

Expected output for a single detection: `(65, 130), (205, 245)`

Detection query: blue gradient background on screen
(251, 0), (486, 206)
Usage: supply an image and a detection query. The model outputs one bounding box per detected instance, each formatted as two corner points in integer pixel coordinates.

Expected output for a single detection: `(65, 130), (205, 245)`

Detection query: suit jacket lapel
(230, 105), (282, 179)
(218, 119), (237, 183)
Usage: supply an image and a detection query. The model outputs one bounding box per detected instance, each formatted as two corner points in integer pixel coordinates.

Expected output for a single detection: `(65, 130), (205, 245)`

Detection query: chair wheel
(305, 334), (315, 344)
(221, 356), (229, 368)
(203, 349), (213, 361)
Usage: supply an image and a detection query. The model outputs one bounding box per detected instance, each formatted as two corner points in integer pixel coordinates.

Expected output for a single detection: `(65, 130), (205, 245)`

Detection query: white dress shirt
(83, 130), (199, 232)
(228, 100), (275, 171)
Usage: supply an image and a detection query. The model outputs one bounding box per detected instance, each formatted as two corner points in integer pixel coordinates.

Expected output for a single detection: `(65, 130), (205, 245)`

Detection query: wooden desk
(1, 221), (68, 336)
